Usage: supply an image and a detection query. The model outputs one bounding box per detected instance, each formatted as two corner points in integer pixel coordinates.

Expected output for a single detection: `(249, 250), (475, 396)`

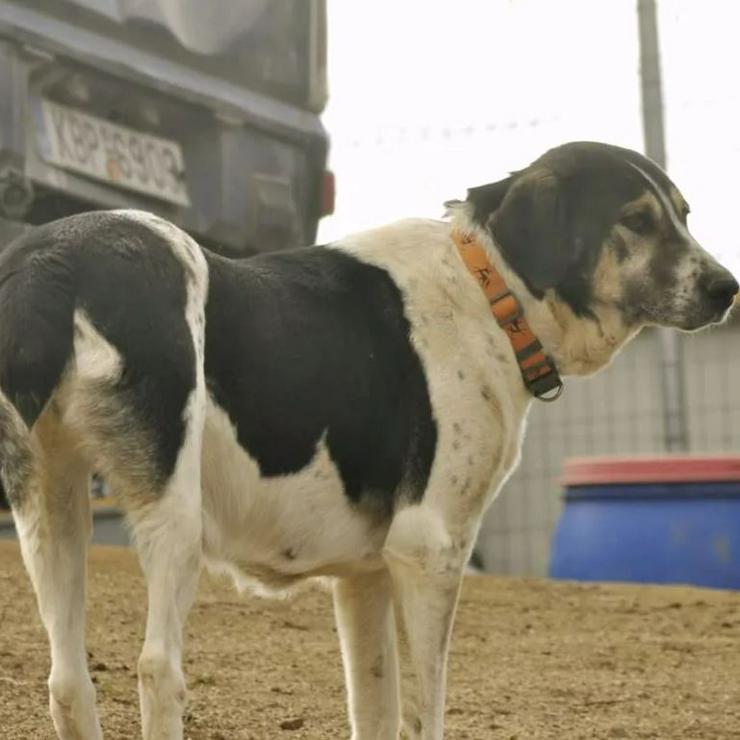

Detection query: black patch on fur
(0, 212), (195, 486)
(468, 142), (683, 317)
(467, 177), (514, 225)
(203, 247), (438, 514)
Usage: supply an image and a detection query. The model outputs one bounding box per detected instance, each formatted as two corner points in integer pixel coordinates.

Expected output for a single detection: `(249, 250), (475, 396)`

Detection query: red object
(563, 455), (740, 486)
(320, 170), (335, 217)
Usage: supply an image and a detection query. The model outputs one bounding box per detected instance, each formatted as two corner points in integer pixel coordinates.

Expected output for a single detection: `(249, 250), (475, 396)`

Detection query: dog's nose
(706, 275), (739, 308)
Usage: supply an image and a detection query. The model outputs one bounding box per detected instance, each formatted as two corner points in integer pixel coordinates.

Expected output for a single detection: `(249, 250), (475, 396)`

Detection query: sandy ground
(2, 542), (740, 739)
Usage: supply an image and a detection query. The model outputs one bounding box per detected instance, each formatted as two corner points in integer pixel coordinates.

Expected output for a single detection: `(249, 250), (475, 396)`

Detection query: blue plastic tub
(549, 456), (740, 588)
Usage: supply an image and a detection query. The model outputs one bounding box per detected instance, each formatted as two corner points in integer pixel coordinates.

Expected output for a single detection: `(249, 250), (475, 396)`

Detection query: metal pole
(637, 0), (689, 451)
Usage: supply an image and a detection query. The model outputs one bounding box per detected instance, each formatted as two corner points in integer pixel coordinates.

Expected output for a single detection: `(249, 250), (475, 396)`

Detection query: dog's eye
(620, 210), (653, 235)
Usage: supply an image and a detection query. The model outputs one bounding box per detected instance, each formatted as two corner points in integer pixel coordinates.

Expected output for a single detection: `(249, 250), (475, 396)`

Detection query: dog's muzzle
(683, 268), (740, 329)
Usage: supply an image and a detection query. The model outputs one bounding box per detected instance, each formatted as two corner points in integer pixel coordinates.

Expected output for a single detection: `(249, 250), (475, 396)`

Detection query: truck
(0, 0), (332, 256)
(0, 0), (332, 513)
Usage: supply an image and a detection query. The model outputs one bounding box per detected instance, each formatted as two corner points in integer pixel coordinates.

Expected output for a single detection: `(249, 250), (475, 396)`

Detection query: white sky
(319, 0), (740, 279)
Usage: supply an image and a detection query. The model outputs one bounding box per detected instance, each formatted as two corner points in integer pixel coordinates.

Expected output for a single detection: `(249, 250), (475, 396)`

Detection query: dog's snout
(705, 274), (739, 308)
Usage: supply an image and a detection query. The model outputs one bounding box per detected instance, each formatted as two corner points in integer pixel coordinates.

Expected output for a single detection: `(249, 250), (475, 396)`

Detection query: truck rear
(0, 0), (331, 255)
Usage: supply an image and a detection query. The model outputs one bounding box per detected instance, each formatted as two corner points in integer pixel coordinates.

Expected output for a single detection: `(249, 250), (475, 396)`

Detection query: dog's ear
(487, 171), (583, 296)
(466, 176), (514, 224)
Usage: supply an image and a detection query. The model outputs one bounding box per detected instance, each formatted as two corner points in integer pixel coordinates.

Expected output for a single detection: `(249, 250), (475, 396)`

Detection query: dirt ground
(2, 542), (740, 739)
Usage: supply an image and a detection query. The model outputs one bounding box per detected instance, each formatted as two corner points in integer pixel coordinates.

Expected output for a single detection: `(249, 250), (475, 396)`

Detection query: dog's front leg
(334, 570), (401, 740)
(384, 506), (467, 740)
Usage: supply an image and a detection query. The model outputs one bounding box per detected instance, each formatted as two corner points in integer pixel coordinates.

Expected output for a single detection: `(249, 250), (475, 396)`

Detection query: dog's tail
(0, 227), (78, 507)
(0, 390), (35, 508)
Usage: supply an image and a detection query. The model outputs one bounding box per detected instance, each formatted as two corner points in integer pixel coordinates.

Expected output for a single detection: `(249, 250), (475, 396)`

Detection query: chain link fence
(477, 311), (740, 576)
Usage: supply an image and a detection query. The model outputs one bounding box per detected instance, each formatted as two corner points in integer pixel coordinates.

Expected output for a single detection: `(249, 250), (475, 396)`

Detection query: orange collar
(451, 230), (564, 402)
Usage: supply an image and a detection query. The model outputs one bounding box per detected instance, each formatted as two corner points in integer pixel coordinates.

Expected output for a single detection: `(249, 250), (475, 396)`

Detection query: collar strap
(451, 230), (564, 402)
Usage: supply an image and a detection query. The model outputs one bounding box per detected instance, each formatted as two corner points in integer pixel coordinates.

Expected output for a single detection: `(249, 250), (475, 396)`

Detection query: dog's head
(467, 142), (738, 334)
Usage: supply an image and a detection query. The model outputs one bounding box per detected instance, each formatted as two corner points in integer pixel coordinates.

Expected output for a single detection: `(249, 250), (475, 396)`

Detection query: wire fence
(477, 312), (740, 576)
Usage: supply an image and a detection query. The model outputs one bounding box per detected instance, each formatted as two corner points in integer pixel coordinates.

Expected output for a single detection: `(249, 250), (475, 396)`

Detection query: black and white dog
(0, 142), (736, 740)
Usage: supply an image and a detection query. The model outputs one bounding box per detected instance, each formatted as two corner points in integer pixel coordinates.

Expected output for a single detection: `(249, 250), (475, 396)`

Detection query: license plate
(36, 99), (190, 206)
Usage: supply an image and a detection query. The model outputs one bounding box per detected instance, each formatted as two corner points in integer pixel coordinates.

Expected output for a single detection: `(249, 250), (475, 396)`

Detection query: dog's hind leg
(10, 407), (101, 740)
(110, 360), (206, 740)
(130, 460), (203, 740)
(334, 570), (401, 740)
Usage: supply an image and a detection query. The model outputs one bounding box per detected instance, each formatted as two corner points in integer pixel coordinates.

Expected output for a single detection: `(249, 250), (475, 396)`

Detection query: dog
(0, 142), (736, 740)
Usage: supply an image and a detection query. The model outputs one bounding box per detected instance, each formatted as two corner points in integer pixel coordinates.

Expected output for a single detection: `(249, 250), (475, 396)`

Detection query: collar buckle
(528, 369), (565, 402)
